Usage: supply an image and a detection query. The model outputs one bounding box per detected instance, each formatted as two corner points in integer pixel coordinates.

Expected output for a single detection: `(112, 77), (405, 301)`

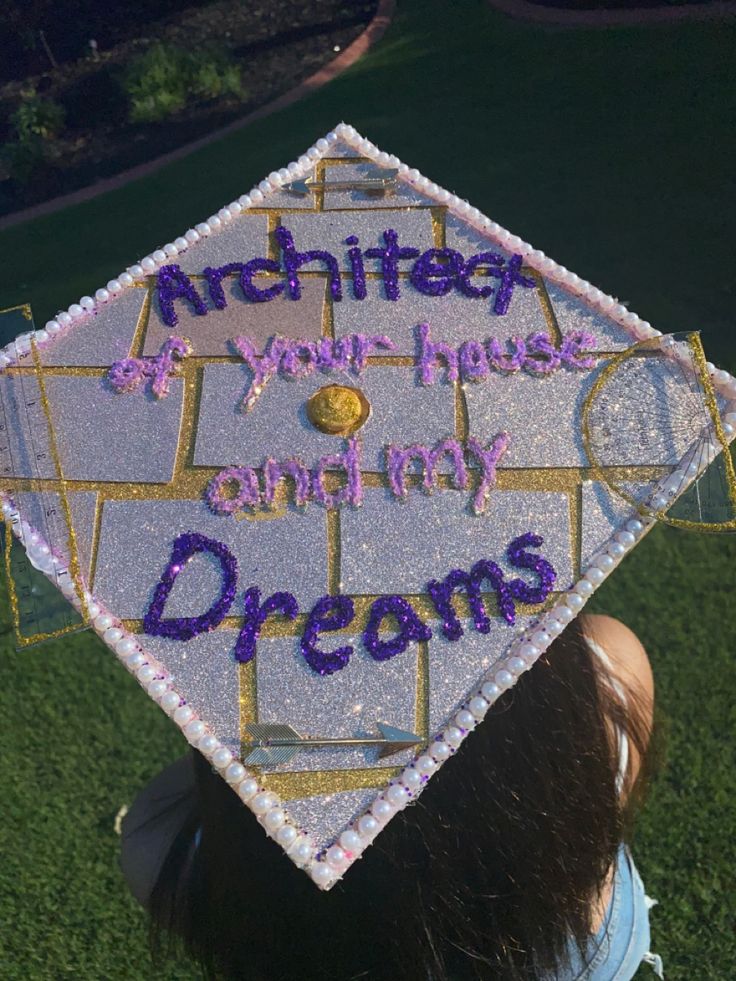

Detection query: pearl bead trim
(2, 124), (735, 890)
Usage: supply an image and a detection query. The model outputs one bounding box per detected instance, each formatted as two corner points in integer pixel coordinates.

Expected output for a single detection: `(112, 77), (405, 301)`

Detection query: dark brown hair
(149, 616), (656, 980)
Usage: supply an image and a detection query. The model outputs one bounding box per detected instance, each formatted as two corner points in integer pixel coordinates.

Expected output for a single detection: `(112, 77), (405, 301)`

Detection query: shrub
(11, 91), (66, 141)
(123, 43), (245, 124)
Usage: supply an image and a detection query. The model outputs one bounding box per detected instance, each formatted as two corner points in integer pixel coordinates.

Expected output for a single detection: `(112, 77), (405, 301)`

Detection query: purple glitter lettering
(363, 595), (432, 662)
(417, 322), (459, 385)
(352, 334), (395, 373)
(206, 466), (261, 515)
(387, 437), (468, 500)
(364, 229), (419, 301)
(312, 437), (363, 508)
(240, 257), (285, 303)
(274, 225), (342, 302)
(107, 335), (191, 399)
(456, 251), (503, 299)
(345, 235), (367, 300)
(264, 458), (311, 507)
(234, 586), (298, 663)
(281, 340), (319, 379)
(506, 532), (556, 605)
(487, 336), (527, 373)
(157, 264), (208, 328)
(524, 333), (562, 375)
(459, 339), (490, 382)
(490, 254), (536, 316)
(202, 263), (244, 310)
(466, 433), (510, 514)
(143, 532), (237, 641)
(427, 559), (516, 641)
(560, 330), (597, 369)
(410, 248), (464, 297)
(301, 595), (355, 675)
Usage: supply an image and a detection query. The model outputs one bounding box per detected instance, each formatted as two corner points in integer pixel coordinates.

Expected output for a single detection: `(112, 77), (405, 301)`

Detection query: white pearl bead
(218, 207), (232, 221)
(199, 734), (219, 756)
(80, 296), (95, 310)
(532, 631), (551, 648)
(57, 311), (73, 325)
(185, 229), (200, 243)
(371, 798), (394, 822)
(455, 709), (476, 730)
(546, 618), (563, 636)
(584, 567), (605, 585)
(34, 330), (49, 344)
(107, 280), (123, 294)
(616, 531), (636, 547)
(288, 836), (314, 864)
(239, 193), (253, 207)
(339, 830), (361, 852)
(386, 784), (409, 808)
(723, 423), (734, 436)
(126, 651), (145, 670)
(310, 863), (333, 886)
(116, 636), (136, 657)
(443, 726), (464, 747)
(94, 613), (113, 632)
(174, 237), (188, 251)
(258, 180), (272, 194)
(626, 519), (644, 535)
(508, 656), (528, 675)
(264, 808), (286, 831)
(415, 754), (437, 773)
(554, 605), (575, 624)
(481, 681), (500, 700)
(148, 679), (167, 698)
(45, 320), (62, 334)
(195, 222), (211, 236)
(565, 592), (584, 611)
(212, 747), (233, 769)
(161, 691), (180, 713)
(326, 844), (346, 866)
(137, 664), (156, 684)
(593, 554), (614, 572)
(713, 369), (730, 386)
(724, 412), (736, 427)
(173, 705), (194, 726)
(103, 626), (123, 645)
(95, 288), (109, 303)
(431, 740), (451, 760)
(651, 495), (667, 511)
(251, 792), (276, 815)
(225, 762), (245, 784)
(277, 824), (298, 846)
(228, 200), (242, 214)
(185, 719), (206, 743)
(250, 189), (264, 203)
(607, 542), (625, 558)
(141, 257), (156, 273)
(237, 777), (259, 801)
(520, 642), (540, 659)
(574, 579), (594, 597)
(495, 669), (514, 688)
(68, 304), (84, 318)
(128, 264), (144, 279)
(208, 215), (222, 229)
(358, 814), (379, 837)
(468, 695), (489, 718)
(163, 243), (178, 257)
(401, 767), (422, 789)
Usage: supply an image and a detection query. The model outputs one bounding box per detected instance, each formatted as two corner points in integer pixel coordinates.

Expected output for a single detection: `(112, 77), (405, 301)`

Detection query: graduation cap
(2, 124), (734, 890)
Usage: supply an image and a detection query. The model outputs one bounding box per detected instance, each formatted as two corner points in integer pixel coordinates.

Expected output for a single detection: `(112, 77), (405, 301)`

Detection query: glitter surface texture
(340, 488), (573, 595)
(40, 288), (147, 366)
(5, 125), (723, 886)
(93, 499), (328, 616)
(256, 633), (418, 773)
(193, 365), (456, 472)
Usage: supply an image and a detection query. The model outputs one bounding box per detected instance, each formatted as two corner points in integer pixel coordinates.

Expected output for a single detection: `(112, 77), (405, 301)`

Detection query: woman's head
(150, 615), (655, 981)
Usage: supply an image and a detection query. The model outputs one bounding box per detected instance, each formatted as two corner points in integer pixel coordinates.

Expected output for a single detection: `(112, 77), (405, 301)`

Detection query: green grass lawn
(1, 1), (734, 977)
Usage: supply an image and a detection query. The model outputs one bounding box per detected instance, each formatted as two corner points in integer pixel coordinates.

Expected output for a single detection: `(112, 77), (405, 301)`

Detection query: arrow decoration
(243, 720), (422, 767)
(282, 169), (399, 197)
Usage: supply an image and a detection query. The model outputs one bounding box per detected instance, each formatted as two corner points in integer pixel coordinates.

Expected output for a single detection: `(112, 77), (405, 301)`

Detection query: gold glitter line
(314, 158), (326, 213)
(87, 493), (104, 591)
(431, 207), (446, 249)
(321, 280), (334, 339)
(172, 363), (204, 477)
(569, 484), (582, 581)
(687, 332), (736, 513)
(326, 508), (341, 594)
(416, 640), (430, 739)
(455, 383), (469, 443)
(28, 340), (88, 627)
(261, 767), (398, 802)
(129, 284), (154, 359)
(239, 660), (258, 727)
(535, 274), (563, 346)
(266, 213), (282, 261)
(0, 302), (33, 321)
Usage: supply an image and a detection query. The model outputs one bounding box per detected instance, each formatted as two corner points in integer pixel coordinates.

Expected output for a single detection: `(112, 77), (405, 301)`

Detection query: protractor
(581, 332), (736, 532)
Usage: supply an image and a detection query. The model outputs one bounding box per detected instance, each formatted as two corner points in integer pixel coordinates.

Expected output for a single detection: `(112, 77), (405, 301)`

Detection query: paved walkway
(487, 0), (736, 28)
(0, 0), (395, 232)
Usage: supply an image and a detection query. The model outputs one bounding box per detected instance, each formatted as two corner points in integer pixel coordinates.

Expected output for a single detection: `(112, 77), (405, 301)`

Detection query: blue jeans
(544, 844), (664, 980)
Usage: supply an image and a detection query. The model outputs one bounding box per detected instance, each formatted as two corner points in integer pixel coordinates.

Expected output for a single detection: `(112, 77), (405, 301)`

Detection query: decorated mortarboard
(2, 124), (735, 890)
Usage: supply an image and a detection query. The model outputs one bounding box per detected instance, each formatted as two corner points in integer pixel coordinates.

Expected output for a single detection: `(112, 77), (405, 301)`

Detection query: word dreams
(206, 434), (509, 517)
(156, 225), (537, 328)
(143, 531), (556, 676)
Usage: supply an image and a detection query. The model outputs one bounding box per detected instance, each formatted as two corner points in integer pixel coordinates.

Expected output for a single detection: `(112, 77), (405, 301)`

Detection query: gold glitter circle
(307, 384), (371, 436)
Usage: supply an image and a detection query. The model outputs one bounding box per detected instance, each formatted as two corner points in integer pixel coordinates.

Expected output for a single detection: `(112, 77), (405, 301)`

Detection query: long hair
(149, 616), (657, 980)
